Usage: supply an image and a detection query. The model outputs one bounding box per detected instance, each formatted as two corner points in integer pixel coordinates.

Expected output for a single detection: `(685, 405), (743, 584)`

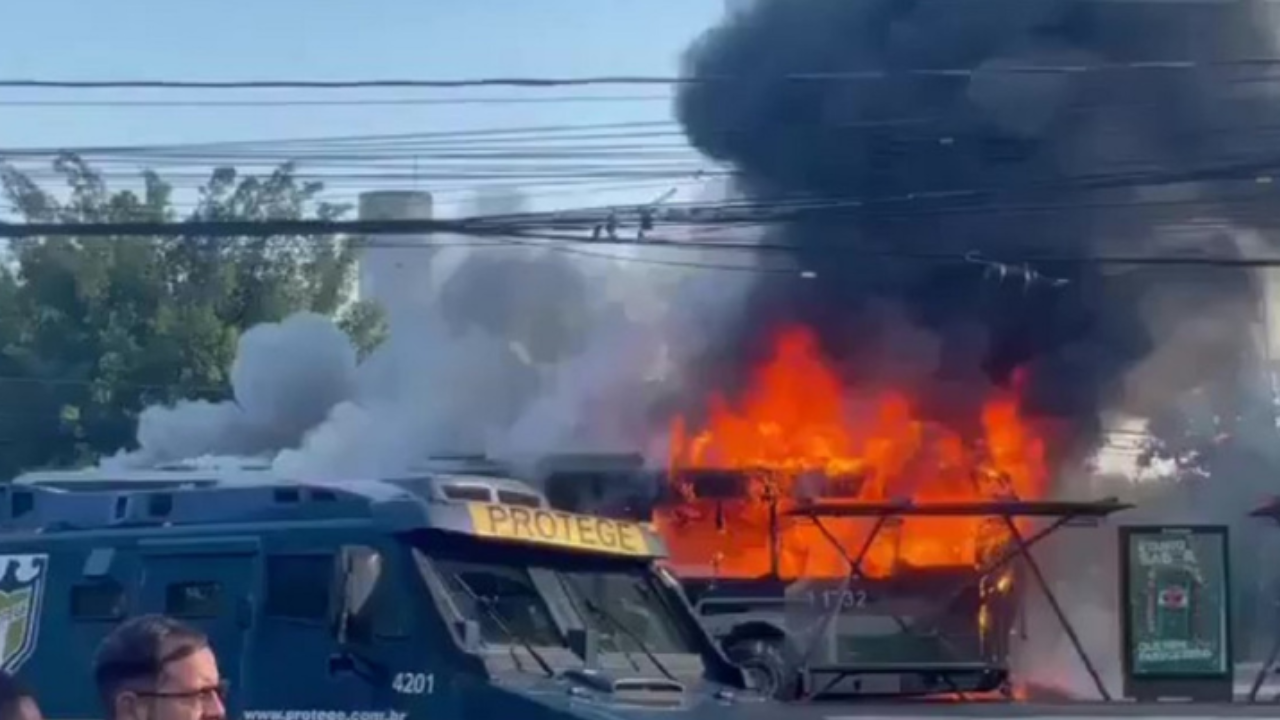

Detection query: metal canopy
(1248, 502), (1280, 702)
(792, 494), (1133, 702)
(786, 498), (1133, 519)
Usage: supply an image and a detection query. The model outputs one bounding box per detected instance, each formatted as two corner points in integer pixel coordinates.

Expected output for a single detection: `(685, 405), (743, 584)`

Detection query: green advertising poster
(1122, 526), (1231, 678)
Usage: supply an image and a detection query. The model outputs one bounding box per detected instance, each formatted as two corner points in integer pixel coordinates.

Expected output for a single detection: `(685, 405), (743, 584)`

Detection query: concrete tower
(356, 190), (435, 317)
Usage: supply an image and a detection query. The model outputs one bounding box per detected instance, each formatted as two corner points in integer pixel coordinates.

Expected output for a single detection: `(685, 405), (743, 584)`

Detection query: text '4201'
(392, 673), (434, 695)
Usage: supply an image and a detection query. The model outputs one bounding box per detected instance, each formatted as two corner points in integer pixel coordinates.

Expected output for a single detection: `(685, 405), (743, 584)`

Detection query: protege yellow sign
(466, 503), (654, 557)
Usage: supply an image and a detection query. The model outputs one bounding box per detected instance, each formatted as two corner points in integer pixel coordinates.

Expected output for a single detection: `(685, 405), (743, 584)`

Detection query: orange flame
(659, 326), (1050, 579)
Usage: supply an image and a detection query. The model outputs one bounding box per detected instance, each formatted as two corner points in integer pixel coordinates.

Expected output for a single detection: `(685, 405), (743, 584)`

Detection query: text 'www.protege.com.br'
(244, 710), (407, 720)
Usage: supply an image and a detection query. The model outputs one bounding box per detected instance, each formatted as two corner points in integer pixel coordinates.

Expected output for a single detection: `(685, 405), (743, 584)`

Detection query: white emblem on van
(0, 554), (48, 673)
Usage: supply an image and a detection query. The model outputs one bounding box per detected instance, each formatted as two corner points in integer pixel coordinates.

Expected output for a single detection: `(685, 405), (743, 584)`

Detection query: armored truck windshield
(413, 524), (704, 681)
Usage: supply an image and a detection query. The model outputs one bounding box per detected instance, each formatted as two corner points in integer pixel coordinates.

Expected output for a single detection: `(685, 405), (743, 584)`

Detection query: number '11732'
(808, 589), (869, 609)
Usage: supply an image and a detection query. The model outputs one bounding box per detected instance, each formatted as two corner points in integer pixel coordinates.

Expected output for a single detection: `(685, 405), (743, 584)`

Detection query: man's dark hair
(0, 671), (34, 720)
(93, 615), (209, 713)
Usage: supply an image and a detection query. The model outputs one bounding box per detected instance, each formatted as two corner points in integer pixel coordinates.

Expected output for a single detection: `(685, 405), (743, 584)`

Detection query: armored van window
(495, 490), (542, 508)
(70, 581), (126, 621)
(265, 554), (332, 621)
(441, 485), (491, 503)
(166, 581), (222, 618)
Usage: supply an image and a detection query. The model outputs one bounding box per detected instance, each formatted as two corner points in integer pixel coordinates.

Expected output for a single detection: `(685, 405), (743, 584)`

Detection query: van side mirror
(329, 554), (350, 642)
(330, 547), (381, 646)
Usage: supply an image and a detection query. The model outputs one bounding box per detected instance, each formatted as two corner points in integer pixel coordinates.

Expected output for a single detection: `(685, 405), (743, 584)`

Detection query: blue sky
(0, 0), (726, 213)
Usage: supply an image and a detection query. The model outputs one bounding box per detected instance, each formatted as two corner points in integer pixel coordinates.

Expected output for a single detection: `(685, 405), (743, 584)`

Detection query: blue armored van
(0, 463), (807, 720)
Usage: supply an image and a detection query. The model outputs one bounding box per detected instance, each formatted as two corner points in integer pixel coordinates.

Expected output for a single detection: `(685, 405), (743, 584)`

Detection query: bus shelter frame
(785, 498), (1134, 701)
(1245, 498), (1280, 702)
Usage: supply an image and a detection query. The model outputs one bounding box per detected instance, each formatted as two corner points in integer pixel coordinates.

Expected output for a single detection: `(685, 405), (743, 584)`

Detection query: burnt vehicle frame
(537, 455), (1130, 701)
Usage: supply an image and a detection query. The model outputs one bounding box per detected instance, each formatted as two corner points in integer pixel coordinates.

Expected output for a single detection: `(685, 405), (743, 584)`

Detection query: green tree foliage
(0, 154), (386, 476)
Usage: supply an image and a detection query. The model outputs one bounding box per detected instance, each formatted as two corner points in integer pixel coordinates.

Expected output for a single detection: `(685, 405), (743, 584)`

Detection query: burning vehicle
(537, 327), (1128, 700)
(546, 0), (1280, 698)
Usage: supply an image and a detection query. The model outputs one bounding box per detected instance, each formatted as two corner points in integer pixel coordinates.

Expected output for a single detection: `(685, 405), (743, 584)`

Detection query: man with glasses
(93, 615), (227, 720)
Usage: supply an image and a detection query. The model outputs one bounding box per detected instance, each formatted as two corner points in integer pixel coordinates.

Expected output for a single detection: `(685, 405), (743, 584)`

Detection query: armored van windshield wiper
(451, 573), (555, 678)
(567, 580), (677, 682)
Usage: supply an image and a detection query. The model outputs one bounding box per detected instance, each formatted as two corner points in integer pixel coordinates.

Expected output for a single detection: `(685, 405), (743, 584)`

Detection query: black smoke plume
(673, 0), (1280, 461)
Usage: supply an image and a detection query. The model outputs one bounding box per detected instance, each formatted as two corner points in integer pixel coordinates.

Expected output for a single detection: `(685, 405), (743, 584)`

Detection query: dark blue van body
(0, 467), (807, 720)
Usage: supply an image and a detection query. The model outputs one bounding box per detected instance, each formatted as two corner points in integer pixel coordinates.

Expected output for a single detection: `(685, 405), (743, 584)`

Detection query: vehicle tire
(723, 636), (800, 701)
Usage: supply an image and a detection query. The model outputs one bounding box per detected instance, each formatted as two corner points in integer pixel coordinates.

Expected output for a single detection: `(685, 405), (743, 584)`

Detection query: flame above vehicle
(659, 325), (1051, 579)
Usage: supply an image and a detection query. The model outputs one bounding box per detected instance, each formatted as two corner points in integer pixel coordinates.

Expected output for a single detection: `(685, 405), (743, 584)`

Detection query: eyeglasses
(135, 680), (229, 704)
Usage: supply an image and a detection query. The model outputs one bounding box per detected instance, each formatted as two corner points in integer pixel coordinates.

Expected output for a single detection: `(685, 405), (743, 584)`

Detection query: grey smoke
(438, 246), (592, 365)
(273, 320), (540, 480)
(670, 0), (1280, 492)
(105, 312), (358, 469)
(670, 0), (1280, 692)
(673, 0), (1280, 458)
(108, 181), (755, 476)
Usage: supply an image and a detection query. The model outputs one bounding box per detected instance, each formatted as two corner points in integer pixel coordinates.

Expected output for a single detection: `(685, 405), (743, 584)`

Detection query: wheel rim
(735, 653), (783, 696)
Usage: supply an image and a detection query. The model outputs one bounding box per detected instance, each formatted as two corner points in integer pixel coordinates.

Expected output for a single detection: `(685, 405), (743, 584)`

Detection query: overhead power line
(0, 77), (693, 90)
(0, 218), (471, 238)
(9, 60), (1280, 90)
(0, 95), (672, 108)
(3, 218), (1280, 269)
(9, 102), (1280, 169)
(12, 89), (1280, 160)
(0, 120), (679, 156)
(5, 148), (1280, 236)
(4, 144), (1279, 219)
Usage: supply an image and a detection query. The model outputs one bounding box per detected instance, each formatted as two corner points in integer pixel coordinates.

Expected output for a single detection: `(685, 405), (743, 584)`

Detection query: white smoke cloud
(104, 312), (358, 470)
(107, 182), (759, 479)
